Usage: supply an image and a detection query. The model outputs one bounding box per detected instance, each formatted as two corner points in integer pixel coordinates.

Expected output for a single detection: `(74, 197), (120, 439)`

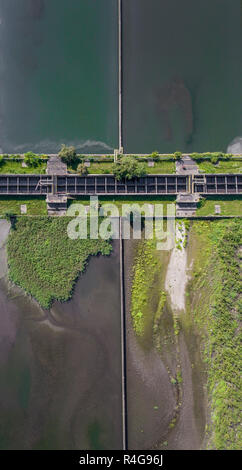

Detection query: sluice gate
(0, 174), (241, 196)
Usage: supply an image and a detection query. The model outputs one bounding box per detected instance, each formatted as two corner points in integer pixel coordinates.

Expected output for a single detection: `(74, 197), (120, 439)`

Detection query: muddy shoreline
(0, 224), (123, 450)
(124, 233), (206, 450)
(124, 239), (175, 450)
(0, 219), (207, 449)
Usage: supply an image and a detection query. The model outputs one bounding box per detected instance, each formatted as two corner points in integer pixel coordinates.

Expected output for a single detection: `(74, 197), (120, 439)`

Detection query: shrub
(113, 156), (146, 181)
(24, 152), (41, 167)
(174, 151), (182, 160)
(58, 144), (77, 165)
(77, 163), (88, 175)
(3, 212), (17, 229)
(211, 155), (219, 165)
(150, 151), (160, 161)
(7, 217), (112, 308)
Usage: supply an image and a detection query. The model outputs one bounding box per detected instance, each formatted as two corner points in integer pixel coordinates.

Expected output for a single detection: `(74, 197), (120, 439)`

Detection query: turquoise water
(0, 0), (118, 153)
(123, 0), (242, 153)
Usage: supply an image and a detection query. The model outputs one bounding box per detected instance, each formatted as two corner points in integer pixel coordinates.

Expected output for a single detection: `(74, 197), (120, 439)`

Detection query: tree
(174, 151), (182, 161)
(211, 155), (219, 165)
(150, 151), (160, 161)
(58, 145), (77, 165)
(3, 212), (17, 229)
(77, 163), (88, 175)
(113, 156), (146, 181)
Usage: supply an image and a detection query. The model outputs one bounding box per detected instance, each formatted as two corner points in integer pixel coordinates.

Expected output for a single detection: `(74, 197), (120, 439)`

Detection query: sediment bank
(126, 219), (241, 449)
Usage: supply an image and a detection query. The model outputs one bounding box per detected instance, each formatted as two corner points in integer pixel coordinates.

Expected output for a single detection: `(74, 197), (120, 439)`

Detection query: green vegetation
(68, 195), (176, 212)
(0, 160), (46, 174)
(130, 237), (171, 347)
(77, 160), (175, 175)
(0, 150), (240, 176)
(7, 217), (112, 308)
(0, 152), (47, 174)
(145, 160), (175, 174)
(131, 240), (160, 337)
(77, 162), (89, 175)
(174, 151), (182, 160)
(196, 196), (242, 216)
(23, 152), (42, 168)
(197, 159), (242, 174)
(113, 156), (146, 181)
(58, 144), (77, 165)
(188, 220), (242, 449)
(130, 219), (242, 449)
(84, 161), (114, 174)
(190, 152), (235, 161)
(0, 197), (47, 216)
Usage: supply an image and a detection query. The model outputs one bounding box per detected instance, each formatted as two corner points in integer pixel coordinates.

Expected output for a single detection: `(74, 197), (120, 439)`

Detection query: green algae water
(123, 0), (242, 153)
(0, 0), (118, 154)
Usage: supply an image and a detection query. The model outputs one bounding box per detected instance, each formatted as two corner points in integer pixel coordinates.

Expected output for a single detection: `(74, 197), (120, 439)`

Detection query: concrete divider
(119, 217), (128, 450)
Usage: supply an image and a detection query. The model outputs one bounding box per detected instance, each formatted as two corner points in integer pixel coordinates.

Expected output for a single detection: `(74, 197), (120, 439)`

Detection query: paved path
(176, 155), (199, 175)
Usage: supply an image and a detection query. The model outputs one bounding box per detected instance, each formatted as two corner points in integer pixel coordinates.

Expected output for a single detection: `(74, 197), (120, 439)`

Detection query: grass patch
(130, 238), (171, 350)
(7, 217), (112, 308)
(196, 196), (242, 217)
(68, 195), (176, 212)
(0, 196), (47, 216)
(197, 160), (242, 174)
(131, 240), (161, 337)
(88, 162), (114, 174)
(69, 160), (176, 174)
(0, 161), (47, 174)
(188, 220), (242, 449)
(145, 161), (175, 174)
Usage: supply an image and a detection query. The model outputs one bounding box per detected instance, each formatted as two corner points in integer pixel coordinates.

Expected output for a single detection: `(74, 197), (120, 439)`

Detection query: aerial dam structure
(0, 173), (241, 197)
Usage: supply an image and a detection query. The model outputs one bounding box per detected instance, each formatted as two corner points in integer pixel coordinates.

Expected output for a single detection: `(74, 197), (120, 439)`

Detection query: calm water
(0, 1), (241, 154)
(123, 0), (242, 153)
(0, 0), (118, 154)
(0, 233), (122, 450)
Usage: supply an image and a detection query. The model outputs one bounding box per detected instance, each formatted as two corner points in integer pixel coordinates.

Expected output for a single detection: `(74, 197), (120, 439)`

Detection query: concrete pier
(119, 0), (123, 152)
(119, 217), (128, 450)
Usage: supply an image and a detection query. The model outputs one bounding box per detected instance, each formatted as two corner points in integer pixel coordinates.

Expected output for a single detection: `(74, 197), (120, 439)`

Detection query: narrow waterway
(0, 226), (122, 450)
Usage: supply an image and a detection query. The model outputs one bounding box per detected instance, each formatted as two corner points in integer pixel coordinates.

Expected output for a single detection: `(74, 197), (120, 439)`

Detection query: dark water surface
(123, 0), (242, 153)
(0, 0), (118, 153)
(0, 1), (240, 154)
(0, 240), (122, 450)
